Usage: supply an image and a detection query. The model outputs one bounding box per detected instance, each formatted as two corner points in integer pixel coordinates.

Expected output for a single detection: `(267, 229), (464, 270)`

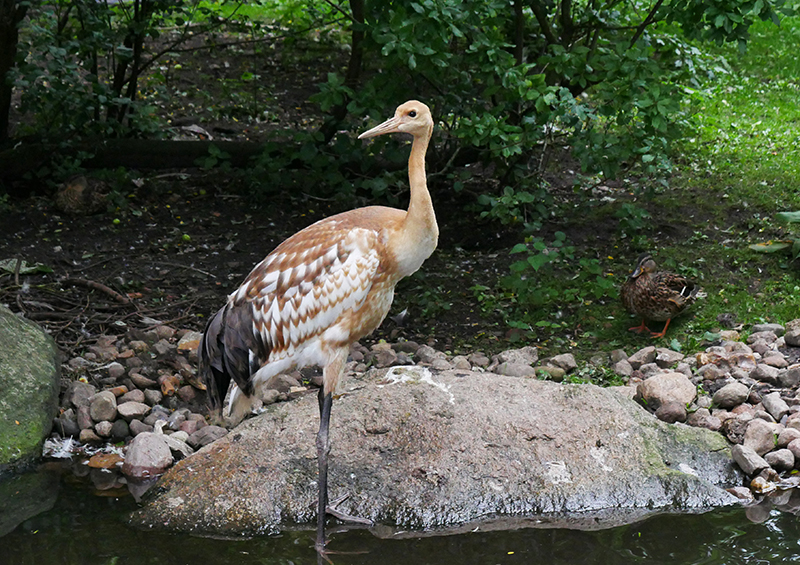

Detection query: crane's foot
(326, 494), (374, 525)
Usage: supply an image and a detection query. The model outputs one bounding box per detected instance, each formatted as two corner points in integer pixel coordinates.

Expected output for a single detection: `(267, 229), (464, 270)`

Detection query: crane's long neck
(394, 126), (438, 278)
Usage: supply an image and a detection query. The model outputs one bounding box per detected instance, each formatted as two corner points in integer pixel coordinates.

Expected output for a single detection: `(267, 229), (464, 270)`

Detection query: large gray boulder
(0, 306), (61, 472)
(130, 367), (739, 537)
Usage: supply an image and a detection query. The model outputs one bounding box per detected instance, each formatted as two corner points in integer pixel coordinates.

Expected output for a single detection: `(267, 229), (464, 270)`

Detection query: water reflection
(4, 466), (800, 565)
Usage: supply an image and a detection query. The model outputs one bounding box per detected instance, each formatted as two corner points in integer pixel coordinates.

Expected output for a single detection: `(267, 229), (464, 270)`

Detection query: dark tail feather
(198, 306), (230, 420)
(198, 301), (267, 423)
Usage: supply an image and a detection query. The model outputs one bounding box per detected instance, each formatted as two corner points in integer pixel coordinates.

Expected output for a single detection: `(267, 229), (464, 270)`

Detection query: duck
(620, 253), (701, 338)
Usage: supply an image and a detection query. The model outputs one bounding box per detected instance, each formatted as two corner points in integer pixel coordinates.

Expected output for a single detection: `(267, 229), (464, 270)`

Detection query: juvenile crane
(621, 252), (701, 338)
(198, 101), (437, 551)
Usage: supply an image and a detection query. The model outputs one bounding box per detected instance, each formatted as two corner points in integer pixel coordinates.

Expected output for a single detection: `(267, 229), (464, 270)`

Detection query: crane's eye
(408, 110), (417, 117)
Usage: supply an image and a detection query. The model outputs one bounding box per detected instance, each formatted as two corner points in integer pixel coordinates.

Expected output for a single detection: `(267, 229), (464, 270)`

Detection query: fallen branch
(62, 278), (131, 305)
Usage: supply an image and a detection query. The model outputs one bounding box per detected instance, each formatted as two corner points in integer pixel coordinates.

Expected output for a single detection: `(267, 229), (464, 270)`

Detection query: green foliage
(749, 211), (800, 259)
(488, 232), (618, 328)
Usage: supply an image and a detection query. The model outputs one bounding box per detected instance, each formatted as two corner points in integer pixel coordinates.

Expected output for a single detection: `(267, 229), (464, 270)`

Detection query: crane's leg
(316, 386), (333, 552)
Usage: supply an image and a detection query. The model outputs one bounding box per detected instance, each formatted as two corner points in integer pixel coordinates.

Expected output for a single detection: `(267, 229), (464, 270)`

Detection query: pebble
(712, 382), (749, 408)
(495, 362), (536, 378)
(45, 317), (800, 501)
(90, 391), (117, 422)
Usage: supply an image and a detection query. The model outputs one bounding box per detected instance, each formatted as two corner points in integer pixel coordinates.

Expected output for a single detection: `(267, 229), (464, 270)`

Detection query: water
(3, 468), (800, 565)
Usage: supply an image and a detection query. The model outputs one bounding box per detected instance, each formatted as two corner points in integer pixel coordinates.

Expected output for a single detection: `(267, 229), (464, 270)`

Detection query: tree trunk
(0, 0), (26, 143)
(318, 0), (365, 142)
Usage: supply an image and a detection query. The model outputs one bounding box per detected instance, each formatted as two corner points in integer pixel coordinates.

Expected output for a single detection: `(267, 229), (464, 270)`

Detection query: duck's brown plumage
(620, 253), (700, 338)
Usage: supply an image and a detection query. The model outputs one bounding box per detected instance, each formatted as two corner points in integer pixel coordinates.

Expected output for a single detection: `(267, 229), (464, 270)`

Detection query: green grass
(464, 15), (800, 367)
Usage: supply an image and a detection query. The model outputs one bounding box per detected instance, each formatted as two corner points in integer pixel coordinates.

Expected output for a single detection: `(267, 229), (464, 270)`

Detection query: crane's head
(358, 100), (433, 140)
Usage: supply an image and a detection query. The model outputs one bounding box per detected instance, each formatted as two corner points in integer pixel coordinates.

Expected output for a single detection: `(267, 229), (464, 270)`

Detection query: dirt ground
(0, 29), (623, 359)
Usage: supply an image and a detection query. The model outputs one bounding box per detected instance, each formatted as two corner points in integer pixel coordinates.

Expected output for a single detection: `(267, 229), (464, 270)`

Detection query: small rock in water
(121, 433), (174, 479)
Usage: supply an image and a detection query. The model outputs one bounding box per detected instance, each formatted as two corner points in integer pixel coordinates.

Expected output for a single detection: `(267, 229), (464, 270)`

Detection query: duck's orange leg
(628, 320), (650, 334)
(650, 318), (672, 339)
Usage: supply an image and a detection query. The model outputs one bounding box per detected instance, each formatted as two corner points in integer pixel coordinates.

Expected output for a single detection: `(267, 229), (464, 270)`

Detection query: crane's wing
(230, 222), (385, 361)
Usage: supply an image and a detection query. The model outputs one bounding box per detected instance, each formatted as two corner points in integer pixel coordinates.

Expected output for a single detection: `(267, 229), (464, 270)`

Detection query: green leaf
(775, 211), (800, 224)
(748, 241), (792, 253)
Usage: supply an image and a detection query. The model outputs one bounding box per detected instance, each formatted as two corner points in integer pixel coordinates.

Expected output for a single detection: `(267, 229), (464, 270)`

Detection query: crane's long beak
(358, 116), (401, 139)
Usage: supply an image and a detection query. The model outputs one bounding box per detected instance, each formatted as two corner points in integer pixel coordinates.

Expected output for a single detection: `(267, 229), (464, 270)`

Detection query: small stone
(765, 449), (794, 471)
(498, 346), (539, 366)
(111, 419), (130, 441)
(179, 419), (201, 435)
(53, 415), (80, 438)
(752, 323), (785, 336)
(747, 331), (779, 345)
(613, 359), (633, 377)
(130, 372), (157, 389)
(494, 362), (536, 378)
(628, 346), (656, 370)
(655, 348), (684, 368)
(107, 362), (126, 380)
(120, 389), (146, 404)
(79, 428), (102, 444)
(121, 433), (174, 479)
(743, 418), (778, 456)
(785, 329), (800, 347)
(152, 338), (176, 357)
(167, 409), (189, 431)
(655, 401), (687, 423)
(393, 340), (420, 354)
(414, 345), (445, 364)
(177, 385), (197, 403)
(609, 349), (628, 364)
(130, 419), (154, 436)
(266, 374), (301, 393)
(696, 364), (726, 381)
(117, 401), (151, 421)
(712, 382), (750, 409)
(778, 427), (800, 448)
(260, 388), (280, 406)
(451, 356), (471, 370)
(638, 362), (662, 379)
(128, 340), (149, 353)
(68, 381), (98, 409)
(155, 325), (176, 340)
(635, 372), (696, 411)
(187, 425), (228, 449)
(780, 366), (800, 389)
(761, 392), (790, 422)
(87, 453), (123, 469)
(763, 354), (789, 368)
(89, 390), (117, 422)
(467, 352), (490, 367)
(76, 405), (93, 430)
(731, 444), (769, 476)
(726, 486), (755, 502)
(94, 420), (113, 438)
(751, 364), (781, 384)
(144, 389), (163, 406)
(537, 365), (566, 382)
(431, 358), (452, 371)
(548, 353), (576, 372)
(372, 348), (399, 367)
